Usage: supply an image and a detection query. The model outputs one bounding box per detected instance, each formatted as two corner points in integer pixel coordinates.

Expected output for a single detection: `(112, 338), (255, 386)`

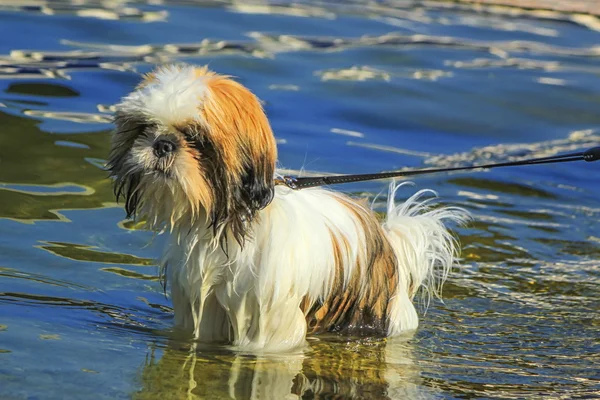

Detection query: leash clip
(282, 176), (299, 189)
(584, 146), (600, 162)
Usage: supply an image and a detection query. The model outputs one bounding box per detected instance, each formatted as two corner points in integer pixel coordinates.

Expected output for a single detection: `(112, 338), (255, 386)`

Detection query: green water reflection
(134, 337), (423, 400)
(0, 110), (114, 221)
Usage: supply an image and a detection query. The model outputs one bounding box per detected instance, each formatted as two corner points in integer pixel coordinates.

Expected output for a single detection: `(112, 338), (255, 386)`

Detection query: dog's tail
(381, 181), (469, 335)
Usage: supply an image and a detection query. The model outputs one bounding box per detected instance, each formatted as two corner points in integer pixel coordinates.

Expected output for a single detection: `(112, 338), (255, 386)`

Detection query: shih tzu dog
(108, 64), (467, 351)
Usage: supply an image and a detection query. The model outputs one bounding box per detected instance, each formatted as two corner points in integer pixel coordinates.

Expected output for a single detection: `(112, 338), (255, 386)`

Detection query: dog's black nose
(153, 139), (176, 158)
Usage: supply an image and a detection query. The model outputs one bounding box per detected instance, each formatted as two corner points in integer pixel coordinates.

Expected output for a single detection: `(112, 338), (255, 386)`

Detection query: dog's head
(108, 64), (277, 244)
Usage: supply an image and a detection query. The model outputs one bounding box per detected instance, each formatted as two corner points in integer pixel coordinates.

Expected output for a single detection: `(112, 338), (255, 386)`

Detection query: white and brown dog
(108, 64), (467, 351)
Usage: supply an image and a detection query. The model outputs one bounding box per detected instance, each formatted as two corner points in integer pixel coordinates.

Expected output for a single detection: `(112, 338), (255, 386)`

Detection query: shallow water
(0, 1), (599, 399)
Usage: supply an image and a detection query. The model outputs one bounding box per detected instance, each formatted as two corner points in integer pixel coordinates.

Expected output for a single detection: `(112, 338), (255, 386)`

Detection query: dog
(108, 64), (467, 351)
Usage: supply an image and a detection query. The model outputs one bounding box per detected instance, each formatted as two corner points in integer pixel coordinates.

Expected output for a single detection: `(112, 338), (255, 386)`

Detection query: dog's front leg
(170, 275), (231, 343)
(215, 284), (309, 351)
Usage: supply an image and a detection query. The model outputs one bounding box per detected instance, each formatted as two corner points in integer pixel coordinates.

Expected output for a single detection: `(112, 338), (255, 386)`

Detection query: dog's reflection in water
(134, 334), (428, 400)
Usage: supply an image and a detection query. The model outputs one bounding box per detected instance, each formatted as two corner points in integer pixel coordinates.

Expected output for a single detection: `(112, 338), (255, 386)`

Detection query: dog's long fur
(108, 64), (467, 351)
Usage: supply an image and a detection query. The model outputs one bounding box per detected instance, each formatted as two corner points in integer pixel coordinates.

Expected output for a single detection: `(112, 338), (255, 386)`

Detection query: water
(0, 1), (599, 399)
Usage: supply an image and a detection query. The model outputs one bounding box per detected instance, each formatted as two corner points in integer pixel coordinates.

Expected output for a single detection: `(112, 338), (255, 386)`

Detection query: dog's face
(108, 64), (277, 243)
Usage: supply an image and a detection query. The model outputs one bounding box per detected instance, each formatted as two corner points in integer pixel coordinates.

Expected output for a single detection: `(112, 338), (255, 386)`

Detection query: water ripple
(0, 1), (168, 22)
(2, 28), (600, 82)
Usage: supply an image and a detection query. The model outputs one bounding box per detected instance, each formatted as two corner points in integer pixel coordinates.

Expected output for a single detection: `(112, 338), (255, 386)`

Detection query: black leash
(277, 146), (600, 190)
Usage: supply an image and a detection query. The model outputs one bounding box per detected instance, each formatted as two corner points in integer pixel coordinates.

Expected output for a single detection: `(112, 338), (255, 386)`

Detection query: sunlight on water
(0, 1), (599, 399)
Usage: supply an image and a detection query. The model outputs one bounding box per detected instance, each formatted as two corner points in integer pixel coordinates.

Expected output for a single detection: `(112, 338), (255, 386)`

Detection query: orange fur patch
(178, 141), (214, 219)
(199, 71), (277, 182)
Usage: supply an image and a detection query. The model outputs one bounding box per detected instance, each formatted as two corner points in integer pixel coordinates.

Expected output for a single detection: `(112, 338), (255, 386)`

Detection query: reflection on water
(0, 111), (113, 221)
(134, 336), (424, 400)
(0, 0), (599, 399)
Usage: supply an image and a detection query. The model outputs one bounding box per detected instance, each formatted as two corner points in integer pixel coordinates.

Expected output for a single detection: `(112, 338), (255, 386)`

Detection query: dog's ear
(239, 159), (275, 211)
(198, 72), (278, 245)
(223, 148), (275, 247)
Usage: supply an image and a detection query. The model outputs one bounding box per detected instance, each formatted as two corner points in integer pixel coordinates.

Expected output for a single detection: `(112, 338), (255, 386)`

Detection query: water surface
(0, 1), (599, 399)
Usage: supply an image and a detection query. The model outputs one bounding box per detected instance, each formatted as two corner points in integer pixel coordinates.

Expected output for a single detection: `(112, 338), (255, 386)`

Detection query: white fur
(117, 65), (209, 126)
(383, 182), (467, 335)
(162, 181), (467, 352)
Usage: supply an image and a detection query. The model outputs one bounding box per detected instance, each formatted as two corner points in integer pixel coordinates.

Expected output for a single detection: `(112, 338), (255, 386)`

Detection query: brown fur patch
(304, 195), (399, 336)
(189, 69), (278, 245)
(201, 72), (277, 177)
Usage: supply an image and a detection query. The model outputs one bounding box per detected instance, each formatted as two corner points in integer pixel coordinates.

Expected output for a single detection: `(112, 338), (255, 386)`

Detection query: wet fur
(108, 64), (468, 351)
